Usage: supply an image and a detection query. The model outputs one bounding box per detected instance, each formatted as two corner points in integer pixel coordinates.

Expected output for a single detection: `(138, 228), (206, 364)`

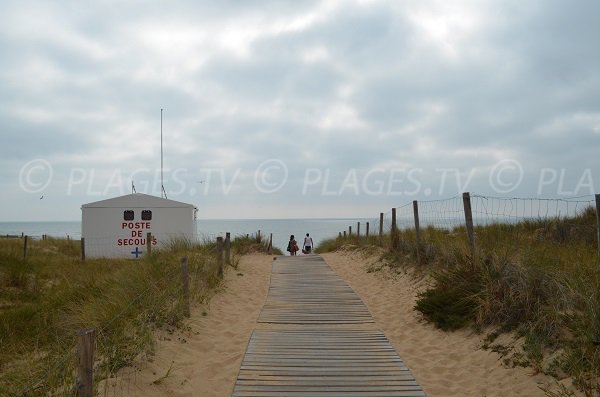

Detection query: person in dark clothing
(287, 234), (299, 256)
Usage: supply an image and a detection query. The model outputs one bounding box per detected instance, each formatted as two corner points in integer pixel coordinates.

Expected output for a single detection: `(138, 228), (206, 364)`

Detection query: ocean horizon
(0, 218), (374, 252)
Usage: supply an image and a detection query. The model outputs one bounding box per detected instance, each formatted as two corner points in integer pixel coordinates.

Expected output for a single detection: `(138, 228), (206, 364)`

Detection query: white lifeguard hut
(81, 193), (197, 258)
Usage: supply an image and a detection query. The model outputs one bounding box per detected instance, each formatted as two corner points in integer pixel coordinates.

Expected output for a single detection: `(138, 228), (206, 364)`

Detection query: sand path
(113, 251), (566, 396)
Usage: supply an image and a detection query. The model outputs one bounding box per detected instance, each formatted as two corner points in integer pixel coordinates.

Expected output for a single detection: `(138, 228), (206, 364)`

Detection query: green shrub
(415, 287), (477, 331)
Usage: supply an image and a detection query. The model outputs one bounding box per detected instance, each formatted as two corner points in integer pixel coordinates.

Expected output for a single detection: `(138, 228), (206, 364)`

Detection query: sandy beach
(110, 251), (569, 396)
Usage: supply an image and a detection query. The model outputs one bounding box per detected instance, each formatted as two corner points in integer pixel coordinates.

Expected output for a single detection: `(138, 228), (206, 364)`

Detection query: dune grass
(0, 236), (224, 396)
(316, 207), (600, 395)
(231, 233), (283, 256)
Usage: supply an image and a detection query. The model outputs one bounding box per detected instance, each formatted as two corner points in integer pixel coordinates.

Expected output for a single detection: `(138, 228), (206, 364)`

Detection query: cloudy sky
(1, 0), (599, 221)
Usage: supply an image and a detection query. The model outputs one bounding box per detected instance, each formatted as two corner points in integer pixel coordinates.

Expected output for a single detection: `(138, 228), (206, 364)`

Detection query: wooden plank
(258, 256), (374, 325)
(239, 375), (417, 380)
(235, 385), (422, 391)
(232, 256), (426, 396)
(234, 391), (426, 397)
(236, 379), (418, 385)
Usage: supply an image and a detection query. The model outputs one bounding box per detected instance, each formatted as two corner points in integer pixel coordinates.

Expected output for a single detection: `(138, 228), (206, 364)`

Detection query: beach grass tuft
(231, 233), (283, 256)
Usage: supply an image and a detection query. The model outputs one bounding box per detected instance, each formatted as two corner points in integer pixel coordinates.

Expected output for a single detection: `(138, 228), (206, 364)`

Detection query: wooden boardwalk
(232, 255), (425, 397)
(258, 256), (373, 325)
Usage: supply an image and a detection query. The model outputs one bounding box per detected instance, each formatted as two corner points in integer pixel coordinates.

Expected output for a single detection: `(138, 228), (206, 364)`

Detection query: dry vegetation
(0, 233), (273, 396)
(316, 207), (600, 396)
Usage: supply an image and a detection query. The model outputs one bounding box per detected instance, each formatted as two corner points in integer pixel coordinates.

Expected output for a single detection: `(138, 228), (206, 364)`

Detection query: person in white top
(303, 233), (314, 254)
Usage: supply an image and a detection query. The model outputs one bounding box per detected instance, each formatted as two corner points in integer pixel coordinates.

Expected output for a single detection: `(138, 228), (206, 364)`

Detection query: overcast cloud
(1, 0), (599, 220)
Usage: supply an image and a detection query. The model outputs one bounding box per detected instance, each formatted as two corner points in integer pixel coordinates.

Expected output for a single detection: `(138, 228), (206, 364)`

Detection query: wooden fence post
(348, 226), (352, 236)
(379, 212), (384, 246)
(268, 233), (273, 255)
(343, 231), (346, 238)
(338, 232), (342, 239)
(225, 232), (231, 265)
(76, 328), (95, 397)
(366, 222), (370, 238)
(463, 192), (476, 258)
(146, 232), (152, 256)
(257, 230), (261, 242)
(595, 194), (600, 269)
(216, 237), (224, 278)
(391, 208), (398, 250)
(413, 200), (421, 264)
(23, 235), (28, 259)
(357, 222), (361, 238)
(81, 238), (86, 261)
(181, 257), (190, 317)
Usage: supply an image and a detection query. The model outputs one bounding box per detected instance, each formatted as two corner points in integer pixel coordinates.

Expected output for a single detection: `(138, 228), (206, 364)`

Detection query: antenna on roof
(132, 180), (136, 194)
(160, 108), (167, 199)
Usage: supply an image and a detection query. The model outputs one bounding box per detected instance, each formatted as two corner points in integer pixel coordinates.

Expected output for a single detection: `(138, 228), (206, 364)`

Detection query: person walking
(287, 235), (299, 256)
(303, 233), (314, 254)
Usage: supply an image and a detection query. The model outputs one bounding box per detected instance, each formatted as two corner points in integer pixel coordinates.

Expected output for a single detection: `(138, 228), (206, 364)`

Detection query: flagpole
(161, 108), (164, 198)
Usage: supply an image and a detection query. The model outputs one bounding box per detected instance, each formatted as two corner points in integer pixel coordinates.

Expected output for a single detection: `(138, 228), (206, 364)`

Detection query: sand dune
(321, 250), (570, 397)
(110, 251), (572, 396)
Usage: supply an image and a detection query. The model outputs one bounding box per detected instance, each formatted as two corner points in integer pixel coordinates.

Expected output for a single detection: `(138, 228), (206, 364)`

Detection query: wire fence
(470, 194), (596, 226)
(413, 195), (465, 230)
(332, 192), (600, 264)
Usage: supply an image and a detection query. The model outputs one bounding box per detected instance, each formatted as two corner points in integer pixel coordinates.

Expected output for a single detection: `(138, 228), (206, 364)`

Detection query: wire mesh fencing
(470, 195), (596, 226)
(414, 195), (465, 230)
(468, 194), (599, 259)
(332, 192), (600, 266)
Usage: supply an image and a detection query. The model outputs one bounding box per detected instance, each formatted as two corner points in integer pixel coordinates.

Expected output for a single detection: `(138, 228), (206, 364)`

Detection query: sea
(0, 219), (372, 253)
